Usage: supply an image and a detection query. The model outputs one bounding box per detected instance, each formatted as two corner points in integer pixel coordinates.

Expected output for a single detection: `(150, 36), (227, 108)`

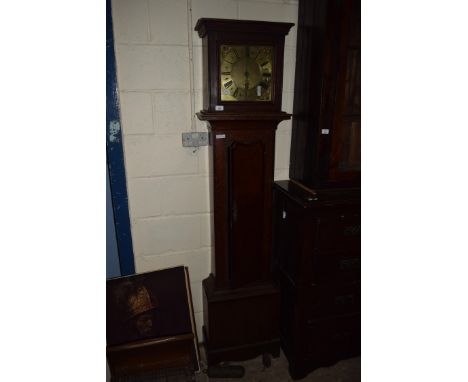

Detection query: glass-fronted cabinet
(290, 0), (361, 188)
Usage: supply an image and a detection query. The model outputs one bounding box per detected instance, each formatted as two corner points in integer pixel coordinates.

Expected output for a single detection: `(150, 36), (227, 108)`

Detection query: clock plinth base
(202, 274), (280, 365)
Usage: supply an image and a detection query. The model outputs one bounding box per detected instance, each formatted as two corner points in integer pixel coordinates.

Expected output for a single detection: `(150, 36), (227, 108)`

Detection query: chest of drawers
(273, 180), (361, 379)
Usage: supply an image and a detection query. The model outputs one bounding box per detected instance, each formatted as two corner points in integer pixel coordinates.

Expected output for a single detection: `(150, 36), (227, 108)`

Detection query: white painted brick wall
(112, 0), (150, 43)
(112, 0), (298, 340)
(116, 45), (190, 90)
(148, 0), (189, 45)
(153, 92), (191, 134)
(120, 92), (154, 135)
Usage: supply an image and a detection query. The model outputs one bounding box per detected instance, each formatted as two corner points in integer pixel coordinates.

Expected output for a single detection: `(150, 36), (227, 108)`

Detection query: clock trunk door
(214, 127), (275, 289)
(229, 139), (265, 287)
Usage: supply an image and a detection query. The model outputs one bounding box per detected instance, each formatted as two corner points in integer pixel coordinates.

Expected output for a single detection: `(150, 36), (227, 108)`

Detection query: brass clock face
(219, 44), (274, 102)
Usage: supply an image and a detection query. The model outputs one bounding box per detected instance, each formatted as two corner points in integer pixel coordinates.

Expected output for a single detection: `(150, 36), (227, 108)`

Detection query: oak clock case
(194, 18), (293, 366)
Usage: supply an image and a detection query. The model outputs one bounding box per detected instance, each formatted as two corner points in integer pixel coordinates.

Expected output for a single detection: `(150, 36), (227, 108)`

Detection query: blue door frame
(106, 0), (135, 276)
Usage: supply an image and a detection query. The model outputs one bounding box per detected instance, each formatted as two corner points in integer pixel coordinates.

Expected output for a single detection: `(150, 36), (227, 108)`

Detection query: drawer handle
(332, 331), (352, 342)
(335, 294), (355, 306)
(344, 224), (360, 236)
(339, 258), (360, 270)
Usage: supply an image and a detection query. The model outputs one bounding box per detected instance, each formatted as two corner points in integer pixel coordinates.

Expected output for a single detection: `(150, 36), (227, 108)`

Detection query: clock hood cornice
(195, 18), (294, 38)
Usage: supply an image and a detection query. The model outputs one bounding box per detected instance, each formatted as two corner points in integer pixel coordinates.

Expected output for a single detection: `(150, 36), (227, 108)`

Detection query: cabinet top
(275, 180), (360, 208)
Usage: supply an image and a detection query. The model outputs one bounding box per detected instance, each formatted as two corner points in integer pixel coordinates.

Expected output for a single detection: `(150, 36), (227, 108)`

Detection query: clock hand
(244, 58), (249, 100)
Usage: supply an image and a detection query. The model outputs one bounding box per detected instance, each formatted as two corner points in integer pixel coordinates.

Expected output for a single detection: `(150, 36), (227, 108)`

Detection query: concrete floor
(107, 349), (361, 381)
(196, 350), (361, 382)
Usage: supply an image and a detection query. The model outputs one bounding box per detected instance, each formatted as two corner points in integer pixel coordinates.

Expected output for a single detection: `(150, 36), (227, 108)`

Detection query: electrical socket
(182, 132), (208, 147)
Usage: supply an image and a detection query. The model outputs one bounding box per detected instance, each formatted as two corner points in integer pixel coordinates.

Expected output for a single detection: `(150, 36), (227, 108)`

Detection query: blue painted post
(106, 166), (121, 278)
(106, 0), (135, 276)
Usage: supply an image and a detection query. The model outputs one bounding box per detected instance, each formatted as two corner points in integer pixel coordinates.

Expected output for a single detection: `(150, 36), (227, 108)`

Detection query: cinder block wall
(111, 0), (298, 339)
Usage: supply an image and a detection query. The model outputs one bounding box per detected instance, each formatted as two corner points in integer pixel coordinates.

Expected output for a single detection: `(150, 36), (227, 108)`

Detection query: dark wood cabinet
(273, 181), (360, 379)
(290, 0), (361, 188)
(275, 1), (361, 377)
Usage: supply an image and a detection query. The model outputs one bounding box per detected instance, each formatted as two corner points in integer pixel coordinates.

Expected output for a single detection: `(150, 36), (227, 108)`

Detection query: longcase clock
(194, 18), (294, 365)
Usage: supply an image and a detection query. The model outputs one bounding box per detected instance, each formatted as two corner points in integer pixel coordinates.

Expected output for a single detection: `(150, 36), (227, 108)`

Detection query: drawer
(299, 283), (361, 319)
(312, 252), (361, 284)
(302, 314), (361, 361)
(315, 212), (360, 253)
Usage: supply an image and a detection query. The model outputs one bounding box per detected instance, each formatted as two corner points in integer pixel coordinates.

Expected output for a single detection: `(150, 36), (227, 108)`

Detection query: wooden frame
(195, 18), (293, 113)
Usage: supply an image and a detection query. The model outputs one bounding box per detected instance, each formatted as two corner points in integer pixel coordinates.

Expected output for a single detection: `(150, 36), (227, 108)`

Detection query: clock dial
(220, 44), (273, 102)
